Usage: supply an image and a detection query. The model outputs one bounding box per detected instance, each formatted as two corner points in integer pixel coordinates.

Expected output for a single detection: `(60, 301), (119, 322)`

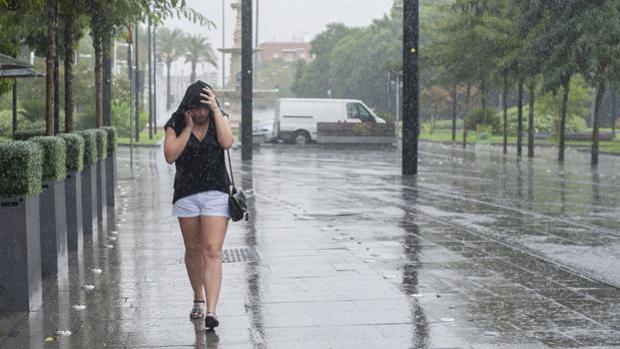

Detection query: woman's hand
(200, 86), (234, 149)
(184, 110), (194, 130)
(200, 86), (220, 112)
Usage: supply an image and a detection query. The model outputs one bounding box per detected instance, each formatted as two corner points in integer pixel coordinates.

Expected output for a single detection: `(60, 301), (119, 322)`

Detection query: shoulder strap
(225, 149), (236, 191)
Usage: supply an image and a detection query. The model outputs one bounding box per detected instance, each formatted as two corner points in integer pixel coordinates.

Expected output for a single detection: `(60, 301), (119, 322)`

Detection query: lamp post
(222, 0), (226, 88)
(241, 0), (253, 160)
(402, 0), (419, 176)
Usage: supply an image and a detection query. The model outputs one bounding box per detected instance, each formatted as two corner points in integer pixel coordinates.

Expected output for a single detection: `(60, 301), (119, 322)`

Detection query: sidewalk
(1, 142), (619, 348)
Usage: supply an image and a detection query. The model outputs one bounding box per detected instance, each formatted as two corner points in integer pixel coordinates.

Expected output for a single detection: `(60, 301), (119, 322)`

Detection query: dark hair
(171, 80), (220, 128)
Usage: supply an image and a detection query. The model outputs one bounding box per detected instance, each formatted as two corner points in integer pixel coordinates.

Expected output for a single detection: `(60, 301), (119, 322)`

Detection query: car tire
(292, 130), (311, 145)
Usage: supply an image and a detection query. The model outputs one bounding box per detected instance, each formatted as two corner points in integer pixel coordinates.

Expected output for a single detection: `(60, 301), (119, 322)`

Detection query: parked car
(252, 119), (276, 143)
(272, 98), (386, 144)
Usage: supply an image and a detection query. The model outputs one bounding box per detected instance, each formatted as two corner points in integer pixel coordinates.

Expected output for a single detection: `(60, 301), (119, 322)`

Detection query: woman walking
(163, 80), (234, 329)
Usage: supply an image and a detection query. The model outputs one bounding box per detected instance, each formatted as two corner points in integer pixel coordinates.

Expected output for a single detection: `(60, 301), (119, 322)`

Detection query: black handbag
(225, 150), (248, 222)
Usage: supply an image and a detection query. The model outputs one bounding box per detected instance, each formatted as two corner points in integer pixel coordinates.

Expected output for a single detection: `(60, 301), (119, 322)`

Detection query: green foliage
(57, 133), (84, 173)
(0, 140), (43, 198)
(102, 126), (118, 155)
(110, 100), (148, 137)
(13, 128), (46, 140)
(292, 23), (355, 98)
(76, 129), (97, 166)
(29, 136), (67, 181)
(184, 34), (218, 82)
(467, 107), (501, 134)
(94, 128), (108, 160)
(256, 58), (296, 97)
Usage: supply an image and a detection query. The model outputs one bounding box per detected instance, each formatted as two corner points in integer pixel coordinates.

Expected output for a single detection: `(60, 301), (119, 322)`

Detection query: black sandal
(205, 311), (219, 328)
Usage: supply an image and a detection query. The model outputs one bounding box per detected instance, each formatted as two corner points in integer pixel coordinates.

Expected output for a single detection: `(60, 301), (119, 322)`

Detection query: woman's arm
(212, 108), (234, 149)
(163, 111), (193, 164)
(201, 87), (234, 149)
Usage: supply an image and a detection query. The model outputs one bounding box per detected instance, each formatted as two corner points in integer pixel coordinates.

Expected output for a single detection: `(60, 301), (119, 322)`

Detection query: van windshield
(348, 103), (375, 123)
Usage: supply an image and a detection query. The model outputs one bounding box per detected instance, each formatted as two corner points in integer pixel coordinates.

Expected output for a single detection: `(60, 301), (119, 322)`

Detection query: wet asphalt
(1, 141), (619, 348)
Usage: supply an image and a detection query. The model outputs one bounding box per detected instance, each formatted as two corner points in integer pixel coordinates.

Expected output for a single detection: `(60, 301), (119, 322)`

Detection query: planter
(39, 180), (68, 275)
(65, 171), (83, 253)
(57, 133), (85, 254)
(0, 197), (42, 312)
(81, 164), (98, 244)
(96, 159), (107, 233)
(0, 141), (43, 312)
(105, 155), (116, 208)
(317, 122), (397, 144)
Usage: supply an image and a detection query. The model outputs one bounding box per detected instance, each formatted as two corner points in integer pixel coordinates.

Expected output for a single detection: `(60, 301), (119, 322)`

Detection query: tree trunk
(558, 76), (570, 162)
(166, 61), (172, 109)
(480, 77), (487, 114)
(148, 20), (153, 139)
(451, 85), (457, 142)
(502, 75), (508, 154)
(528, 81), (535, 158)
(190, 60), (197, 83)
(46, 0), (57, 136)
(94, 38), (103, 128)
(103, 35), (113, 127)
(517, 79), (524, 157)
(612, 87), (616, 138)
(54, 46), (60, 134)
(462, 83), (471, 149)
(591, 79), (606, 166)
(64, 11), (75, 133)
(153, 27), (158, 134)
(134, 24), (140, 141)
(53, 4), (60, 135)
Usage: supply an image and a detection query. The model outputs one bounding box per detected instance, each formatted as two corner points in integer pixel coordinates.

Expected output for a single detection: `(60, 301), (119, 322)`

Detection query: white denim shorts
(172, 190), (230, 218)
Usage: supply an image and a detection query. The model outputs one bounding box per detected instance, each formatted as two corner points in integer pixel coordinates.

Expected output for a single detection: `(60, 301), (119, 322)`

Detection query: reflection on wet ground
(1, 141), (618, 348)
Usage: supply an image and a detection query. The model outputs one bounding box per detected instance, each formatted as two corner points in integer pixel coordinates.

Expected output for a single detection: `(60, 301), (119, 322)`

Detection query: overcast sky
(164, 0), (394, 84)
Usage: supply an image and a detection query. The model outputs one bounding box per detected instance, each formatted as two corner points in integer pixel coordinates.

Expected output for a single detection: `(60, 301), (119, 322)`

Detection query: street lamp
(402, 0), (419, 176)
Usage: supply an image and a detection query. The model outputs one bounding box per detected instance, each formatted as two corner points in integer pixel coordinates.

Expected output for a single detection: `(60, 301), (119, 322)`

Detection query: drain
(222, 247), (258, 263)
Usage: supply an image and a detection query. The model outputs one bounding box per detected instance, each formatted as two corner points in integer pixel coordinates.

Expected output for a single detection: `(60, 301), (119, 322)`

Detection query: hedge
(29, 136), (67, 182)
(57, 133), (85, 173)
(0, 141), (43, 198)
(94, 129), (108, 160)
(102, 127), (118, 155)
(76, 130), (97, 166)
(13, 129), (46, 140)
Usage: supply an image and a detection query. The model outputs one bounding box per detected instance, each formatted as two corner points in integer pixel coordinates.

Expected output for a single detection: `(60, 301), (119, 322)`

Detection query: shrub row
(0, 127), (117, 198)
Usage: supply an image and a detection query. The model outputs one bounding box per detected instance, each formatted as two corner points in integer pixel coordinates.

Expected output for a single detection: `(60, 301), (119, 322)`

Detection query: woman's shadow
(191, 319), (220, 349)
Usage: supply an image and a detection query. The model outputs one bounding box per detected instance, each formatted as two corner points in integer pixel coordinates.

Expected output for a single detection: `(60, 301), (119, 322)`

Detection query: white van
(272, 98), (386, 144)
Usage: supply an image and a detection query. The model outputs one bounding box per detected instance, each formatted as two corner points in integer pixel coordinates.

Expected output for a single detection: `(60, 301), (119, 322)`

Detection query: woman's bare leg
(178, 217), (205, 301)
(200, 216), (229, 313)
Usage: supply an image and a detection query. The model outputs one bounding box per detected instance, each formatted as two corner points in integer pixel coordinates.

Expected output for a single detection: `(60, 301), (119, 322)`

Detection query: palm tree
(184, 34), (217, 83)
(157, 27), (186, 109)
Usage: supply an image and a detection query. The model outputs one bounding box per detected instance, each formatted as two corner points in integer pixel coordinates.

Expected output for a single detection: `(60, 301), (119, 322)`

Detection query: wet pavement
(1, 141), (619, 348)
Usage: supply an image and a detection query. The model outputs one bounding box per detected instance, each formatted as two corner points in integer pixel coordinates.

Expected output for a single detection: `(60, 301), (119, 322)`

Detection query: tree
(531, 2), (582, 162)
(184, 34), (217, 83)
(571, 1), (620, 166)
(45, 0), (57, 135)
(60, 0), (88, 132)
(157, 27), (186, 109)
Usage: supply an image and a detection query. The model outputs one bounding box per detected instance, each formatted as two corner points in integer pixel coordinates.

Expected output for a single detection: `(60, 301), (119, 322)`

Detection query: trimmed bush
(0, 141), (43, 198)
(103, 127), (118, 155)
(29, 136), (67, 182)
(13, 129), (46, 140)
(57, 133), (85, 173)
(94, 129), (108, 160)
(76, 130), (97, 166)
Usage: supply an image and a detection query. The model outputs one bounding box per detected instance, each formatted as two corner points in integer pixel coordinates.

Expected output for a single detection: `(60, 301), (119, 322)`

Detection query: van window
(347, 103), (358, 119)
(348, 103), (375, 123)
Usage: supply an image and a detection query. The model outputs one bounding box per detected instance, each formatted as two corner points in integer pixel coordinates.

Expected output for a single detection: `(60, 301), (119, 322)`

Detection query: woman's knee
(186, 243), (202, 256)
(203, 243), (222, 260)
